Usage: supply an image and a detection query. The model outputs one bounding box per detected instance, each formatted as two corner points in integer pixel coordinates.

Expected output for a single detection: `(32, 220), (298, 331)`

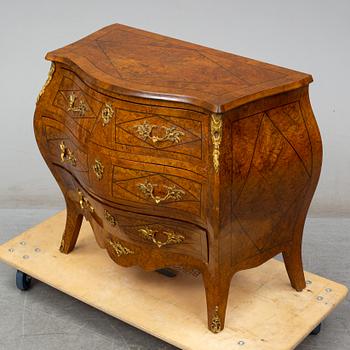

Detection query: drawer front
(67, 182), (208, 262)
(52, 73), (103, 135)
(113, 110), (203, 160)
(102, 206), (208, 262)
(112, 162), (203, 217)
(42, 119), (89, 186)
(86, 152), (205, 223)
(49, 67), (208, 168)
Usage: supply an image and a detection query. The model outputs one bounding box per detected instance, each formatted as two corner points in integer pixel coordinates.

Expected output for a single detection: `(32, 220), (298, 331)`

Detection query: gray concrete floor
(0, 209), (349, 350)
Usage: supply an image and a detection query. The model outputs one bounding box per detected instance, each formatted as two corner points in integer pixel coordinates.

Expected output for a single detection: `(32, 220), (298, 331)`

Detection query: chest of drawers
(34, 23), (322, 333)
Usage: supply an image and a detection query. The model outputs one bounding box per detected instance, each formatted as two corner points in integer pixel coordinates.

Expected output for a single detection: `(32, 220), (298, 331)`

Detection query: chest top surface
(46, 23), (312, 113)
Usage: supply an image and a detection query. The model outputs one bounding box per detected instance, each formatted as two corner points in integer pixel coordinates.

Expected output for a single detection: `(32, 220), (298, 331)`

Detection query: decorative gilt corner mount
(37, 62), (55, 103)
(211, 113), (223, 173)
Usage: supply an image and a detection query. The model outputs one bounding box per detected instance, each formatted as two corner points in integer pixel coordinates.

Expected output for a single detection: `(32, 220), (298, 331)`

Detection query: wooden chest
(33, 23), (322, 333)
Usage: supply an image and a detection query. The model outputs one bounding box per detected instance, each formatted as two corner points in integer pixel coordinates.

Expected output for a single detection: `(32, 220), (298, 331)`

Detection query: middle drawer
(87, 147), (206, 223)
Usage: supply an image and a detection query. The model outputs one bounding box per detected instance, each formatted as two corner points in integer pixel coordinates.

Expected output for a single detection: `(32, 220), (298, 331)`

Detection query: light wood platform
(0, 211), (347, 350)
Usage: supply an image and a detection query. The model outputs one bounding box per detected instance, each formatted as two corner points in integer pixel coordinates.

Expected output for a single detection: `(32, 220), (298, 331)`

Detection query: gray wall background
(0, 0), (349, 216)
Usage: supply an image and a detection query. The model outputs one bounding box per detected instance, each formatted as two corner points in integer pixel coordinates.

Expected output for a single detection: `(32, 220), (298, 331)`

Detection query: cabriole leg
(203, 272), (232, 333)
(59, 196), (83, 254)
(282, 244), (306, 292)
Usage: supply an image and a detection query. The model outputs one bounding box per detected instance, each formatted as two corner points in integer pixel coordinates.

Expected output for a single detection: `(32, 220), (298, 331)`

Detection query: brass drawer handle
(137, 180), (185, 204)
(93, 159), (104, 180)
(108, 239), (134, 256)
(135, 121), (184, 144)
(101, 103), (114, 126)
(67, 92), (87, 116)
(77, 189), (94, 212)
(59, 141), (76, 166)
(138, 227), (184, 248)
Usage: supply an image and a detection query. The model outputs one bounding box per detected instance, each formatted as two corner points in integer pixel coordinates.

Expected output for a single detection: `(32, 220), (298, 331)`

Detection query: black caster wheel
(16, 270), (32, 291)
(310, 323), (322, 335)
(156, 268), (177, 278)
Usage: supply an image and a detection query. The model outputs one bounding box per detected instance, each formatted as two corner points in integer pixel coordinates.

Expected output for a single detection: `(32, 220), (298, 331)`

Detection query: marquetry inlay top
(46, 23), (312, 112)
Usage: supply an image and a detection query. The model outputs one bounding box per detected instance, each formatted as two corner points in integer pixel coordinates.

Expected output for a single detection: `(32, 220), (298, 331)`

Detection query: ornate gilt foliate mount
(59, 141), (76, 166)
(211, 113), (223, 173)
(210, 306), (222, 333)
(104, 209), (117, 226)
(37, 62), (55, 103)
(77, 189), (94, 212)
(138, 227), (185, 248)
(93, 159), (104, 180)
(101, 103), (114, 126)
(67, 92), (87, 116)
(108, 240), (134, 257)
(137, 180), (185, 204)
(134, 120), (185, 144)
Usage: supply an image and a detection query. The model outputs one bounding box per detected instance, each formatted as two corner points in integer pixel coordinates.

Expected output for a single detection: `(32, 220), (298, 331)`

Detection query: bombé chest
(33, 24), (322, 333)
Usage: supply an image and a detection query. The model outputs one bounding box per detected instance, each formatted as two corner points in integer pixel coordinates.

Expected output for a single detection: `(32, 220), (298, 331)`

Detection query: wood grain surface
(34, 24), (322, 333)
(46, 23), (312, 113)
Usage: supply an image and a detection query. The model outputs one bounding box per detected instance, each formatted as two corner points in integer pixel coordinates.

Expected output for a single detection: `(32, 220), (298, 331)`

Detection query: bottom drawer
(100, 205), (208, 262)
(56, 166), (208, 263)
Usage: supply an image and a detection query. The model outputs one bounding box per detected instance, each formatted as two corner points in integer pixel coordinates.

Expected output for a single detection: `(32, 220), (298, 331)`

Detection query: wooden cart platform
(0, 211), (347, 350)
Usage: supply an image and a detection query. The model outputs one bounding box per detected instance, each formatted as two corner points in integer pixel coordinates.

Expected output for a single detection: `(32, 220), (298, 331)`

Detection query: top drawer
(48, 67), (209, 169)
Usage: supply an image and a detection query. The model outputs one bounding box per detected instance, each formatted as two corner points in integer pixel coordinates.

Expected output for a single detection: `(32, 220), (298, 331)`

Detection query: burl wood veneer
(33, 23), (322, 333)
